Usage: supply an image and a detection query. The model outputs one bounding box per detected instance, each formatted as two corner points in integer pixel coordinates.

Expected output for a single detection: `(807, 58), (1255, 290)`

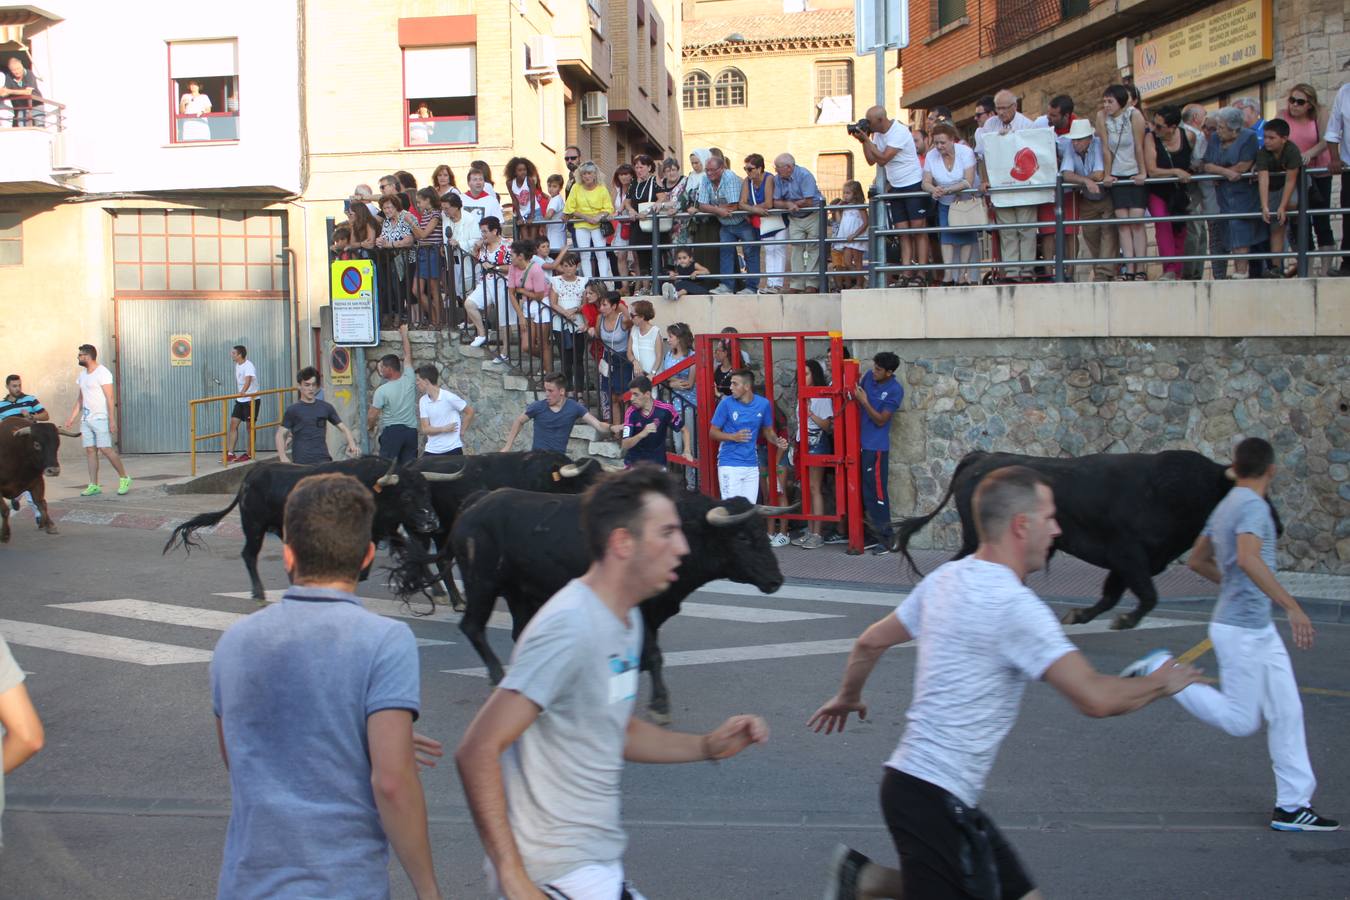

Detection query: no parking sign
(330, 258), (378, 346)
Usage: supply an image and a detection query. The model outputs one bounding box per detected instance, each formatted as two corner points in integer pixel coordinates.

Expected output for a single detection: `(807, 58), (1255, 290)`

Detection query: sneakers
(800, 532), (825, 549)
(710, 284), (733, 295)
(824, 844), (872, 900)
(1120, 648), (1172, 678)
(870, 543), (892, 556)
(1271, 807), (1340, 832)
(769, 532), (791, 547)
(491, 354), (510, 366)
(469, 335), (486, 348)
(823, 533), (849, 545)
(80, 484), (102, 496)
(117, 476), (132, 495)
(662, 282), (677, 300)
(226, 453), (251, 464)
(736, 287), (756, 295)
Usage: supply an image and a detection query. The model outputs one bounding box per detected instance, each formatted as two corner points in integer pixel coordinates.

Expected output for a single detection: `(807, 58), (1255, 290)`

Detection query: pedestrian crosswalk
(1, 587), (1200, 671)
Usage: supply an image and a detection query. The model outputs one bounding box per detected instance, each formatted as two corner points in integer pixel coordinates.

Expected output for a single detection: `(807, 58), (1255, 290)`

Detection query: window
(713, 68), (747, 107)
(682, 71), (711, 109)
(814, 61), (852, 105)
(938, 0), (966, 27)
(111, 210), (286, 294)
(816, 152), (853, 200)
(403, 46), (477, 145)
(0, 213), (20, 265)
(168, 40), (240, 144)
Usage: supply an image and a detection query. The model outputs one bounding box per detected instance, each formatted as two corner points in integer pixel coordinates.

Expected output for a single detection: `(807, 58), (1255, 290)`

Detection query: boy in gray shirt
(455, 467), (769, 899)
(1126, 437), (1338, 832)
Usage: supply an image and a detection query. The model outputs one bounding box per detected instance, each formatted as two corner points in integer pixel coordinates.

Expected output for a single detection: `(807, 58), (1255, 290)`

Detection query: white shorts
(718, 465), (760, 503)
(80, 413), (112, 448)
(487, 859), (647, 900)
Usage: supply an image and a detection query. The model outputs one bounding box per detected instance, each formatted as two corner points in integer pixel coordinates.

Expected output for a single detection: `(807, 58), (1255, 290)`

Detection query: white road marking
(1062, 616), (1194, 635)
(0, 619), (213, 666)
(700, 580), (906, 608)
(678, 602), (841, 623)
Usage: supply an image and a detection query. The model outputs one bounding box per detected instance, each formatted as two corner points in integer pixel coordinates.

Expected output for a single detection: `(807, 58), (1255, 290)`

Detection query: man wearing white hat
(1057, 117), (1118, 283)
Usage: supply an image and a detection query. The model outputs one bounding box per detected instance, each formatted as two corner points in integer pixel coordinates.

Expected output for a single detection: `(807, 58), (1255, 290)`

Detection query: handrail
(0, 95), (66, 132)
(189, 386), (297, 475)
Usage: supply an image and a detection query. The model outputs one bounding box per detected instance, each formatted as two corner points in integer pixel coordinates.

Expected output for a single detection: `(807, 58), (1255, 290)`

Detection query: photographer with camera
(853, 106), (928, 286)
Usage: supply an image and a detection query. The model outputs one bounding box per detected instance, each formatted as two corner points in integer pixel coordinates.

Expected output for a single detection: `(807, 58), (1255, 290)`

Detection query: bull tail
(162, 491), (242, 555)
(894, 455), (980, 577)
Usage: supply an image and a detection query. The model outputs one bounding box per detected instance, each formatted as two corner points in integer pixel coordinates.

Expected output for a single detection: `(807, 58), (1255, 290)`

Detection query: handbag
(947, 196), (989, 228)
(757, 212), (787, 234)
(599, 219), (615, 238)
(638, 202), (673, 234)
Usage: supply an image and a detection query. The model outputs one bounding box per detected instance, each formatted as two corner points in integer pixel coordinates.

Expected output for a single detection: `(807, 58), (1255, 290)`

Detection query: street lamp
(684, 32), (746, 58)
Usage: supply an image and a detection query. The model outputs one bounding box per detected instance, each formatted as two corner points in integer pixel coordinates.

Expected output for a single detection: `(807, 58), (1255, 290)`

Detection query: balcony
(0, 97), (81, 194)
(553, 0), (612, 91)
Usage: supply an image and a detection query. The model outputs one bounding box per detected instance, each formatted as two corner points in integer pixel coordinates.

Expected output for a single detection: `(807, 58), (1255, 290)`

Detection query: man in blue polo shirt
(710, 368), (787, 502)
(620, 375), (682, 469)
(855, 352), (903, 555)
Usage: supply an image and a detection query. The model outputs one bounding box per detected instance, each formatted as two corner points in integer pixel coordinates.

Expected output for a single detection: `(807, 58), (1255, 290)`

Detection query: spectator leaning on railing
(1202, 107), (1265, 279)
(856, 105), (928, 286)
(1058, 118), (1118, 284)
(1318, 80), (1350, 276)
(975, 90), (1036, 282)
(772, 154), (825, 294)
(698, 155), (757, 295)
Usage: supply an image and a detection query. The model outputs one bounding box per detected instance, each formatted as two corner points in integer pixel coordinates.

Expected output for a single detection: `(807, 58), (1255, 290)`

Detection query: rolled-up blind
(170, 40), (238, 78)
(403, 46), (475, 99)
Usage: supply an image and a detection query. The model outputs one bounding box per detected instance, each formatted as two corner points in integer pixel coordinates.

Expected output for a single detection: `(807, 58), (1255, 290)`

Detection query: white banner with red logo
(981, 128), (1057, 208)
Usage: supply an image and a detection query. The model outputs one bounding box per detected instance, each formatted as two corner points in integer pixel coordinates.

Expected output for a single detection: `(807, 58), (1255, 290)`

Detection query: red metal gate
(658, 331), (865, 554)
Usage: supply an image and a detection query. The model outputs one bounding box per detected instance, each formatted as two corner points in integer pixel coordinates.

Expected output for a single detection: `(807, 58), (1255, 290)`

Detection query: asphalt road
(1, 522), (1347, 899)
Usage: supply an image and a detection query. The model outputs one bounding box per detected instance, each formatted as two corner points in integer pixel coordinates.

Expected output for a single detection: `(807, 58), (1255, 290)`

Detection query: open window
(403, 46), (477, 145)
(168, 40), (239, 143)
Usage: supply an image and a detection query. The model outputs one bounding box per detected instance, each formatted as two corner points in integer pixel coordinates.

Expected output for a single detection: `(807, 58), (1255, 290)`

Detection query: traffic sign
(855, 0), (909, 54)
(330, 259), (379, 347)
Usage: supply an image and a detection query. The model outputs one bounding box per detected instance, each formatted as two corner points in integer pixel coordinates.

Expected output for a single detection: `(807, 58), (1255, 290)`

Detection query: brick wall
(902, 0), (991, 96)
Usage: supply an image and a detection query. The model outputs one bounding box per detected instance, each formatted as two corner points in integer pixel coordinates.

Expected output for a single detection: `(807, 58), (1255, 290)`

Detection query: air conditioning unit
(581, 91), (609, 125)
(525, 35), (557, 80)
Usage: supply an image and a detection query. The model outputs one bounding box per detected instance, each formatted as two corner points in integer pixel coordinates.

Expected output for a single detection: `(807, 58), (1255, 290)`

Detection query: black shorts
(887, 181), (929, 224)
(1109, 181), (1148, 211)
(231, 399), (259, 423)
(880, 768), (1034, 900)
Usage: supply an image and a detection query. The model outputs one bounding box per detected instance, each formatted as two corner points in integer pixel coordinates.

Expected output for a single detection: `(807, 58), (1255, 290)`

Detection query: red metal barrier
(686, 331), (865, 555)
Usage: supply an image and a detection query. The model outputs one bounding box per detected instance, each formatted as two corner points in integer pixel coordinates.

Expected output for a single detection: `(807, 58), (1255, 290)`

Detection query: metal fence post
(1053, 175), (1066, 283)
(1296, 166), (1311, 278)
(868, 193), (882, 288)
(816, 202), (829, 293)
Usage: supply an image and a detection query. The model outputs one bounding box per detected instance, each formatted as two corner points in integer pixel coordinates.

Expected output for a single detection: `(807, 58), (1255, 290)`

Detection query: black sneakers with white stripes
(1270, 806), (1340, 832)
(823, 844), (871, 900)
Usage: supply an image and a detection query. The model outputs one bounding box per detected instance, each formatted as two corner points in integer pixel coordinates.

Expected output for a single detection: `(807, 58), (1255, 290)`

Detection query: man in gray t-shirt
(812, 467), (1197, 899)
(500, 372), (615, 453)
(0, 635), (44, 848)
(1154, 437), (1338, 832)
(456, 467), (769, 899)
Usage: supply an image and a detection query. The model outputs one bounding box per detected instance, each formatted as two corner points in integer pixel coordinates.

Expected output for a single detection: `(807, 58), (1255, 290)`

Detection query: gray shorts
(80, 414), (112, 448)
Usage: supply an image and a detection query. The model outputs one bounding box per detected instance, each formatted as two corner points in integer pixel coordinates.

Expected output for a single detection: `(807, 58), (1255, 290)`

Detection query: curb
(11, 504), (243, 540)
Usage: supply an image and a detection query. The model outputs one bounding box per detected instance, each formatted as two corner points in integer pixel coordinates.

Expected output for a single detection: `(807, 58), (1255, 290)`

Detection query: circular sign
(171, 337), (192, 359)
(330, 346), (351, 374)
(340, 266), (363, 295)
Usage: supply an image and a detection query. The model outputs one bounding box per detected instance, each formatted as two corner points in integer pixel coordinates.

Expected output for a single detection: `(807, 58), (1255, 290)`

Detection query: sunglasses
(1288, 97), (1308, 106)
(564, 155), (579, 161)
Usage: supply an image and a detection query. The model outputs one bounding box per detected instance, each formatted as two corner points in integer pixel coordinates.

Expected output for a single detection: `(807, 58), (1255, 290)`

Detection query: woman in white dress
(179, 80), (212, 142)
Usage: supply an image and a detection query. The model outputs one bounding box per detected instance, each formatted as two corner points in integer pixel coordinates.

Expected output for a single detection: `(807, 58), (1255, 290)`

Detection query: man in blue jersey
(1123, 436), (1339, 833)
(855, 352), (903, 555)
(709, 368), (787, 502)
(620, 376), (682, 470)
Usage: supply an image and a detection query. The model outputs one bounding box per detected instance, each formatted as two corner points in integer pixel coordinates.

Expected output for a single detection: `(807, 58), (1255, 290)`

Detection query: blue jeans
(378, 424), (418, 466)
(860, 449), (892, 543)
(719, 220), (760, 292)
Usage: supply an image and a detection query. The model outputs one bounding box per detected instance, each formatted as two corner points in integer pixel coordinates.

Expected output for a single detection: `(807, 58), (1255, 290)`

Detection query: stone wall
(851, 336), (1350, 573)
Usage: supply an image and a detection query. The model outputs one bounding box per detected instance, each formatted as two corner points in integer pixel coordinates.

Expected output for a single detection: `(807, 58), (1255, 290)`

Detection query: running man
(810, 466), (1199, 900)
(63, 344), (131, 496)
(227, 345), (259, 463)
(277, 367), (359, 464)
(455, 466), (769, 900)
(1121, 437), (1339, 832)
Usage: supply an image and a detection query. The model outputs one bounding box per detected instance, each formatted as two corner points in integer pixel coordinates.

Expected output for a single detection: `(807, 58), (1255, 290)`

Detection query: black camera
(846, 118), (872, 137)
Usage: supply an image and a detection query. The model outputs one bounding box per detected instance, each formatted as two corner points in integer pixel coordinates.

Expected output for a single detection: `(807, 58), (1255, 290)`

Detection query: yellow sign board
(330, 258), (378, 346)
(170, 333), (193, 367)
(1133, 0), (1273, 98)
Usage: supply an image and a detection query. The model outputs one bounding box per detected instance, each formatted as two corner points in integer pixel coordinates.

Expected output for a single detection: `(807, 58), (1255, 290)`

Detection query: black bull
(390, 486), (791, 723)
(1, 419), (76, 542)
(163, 457), (455, 599)
(407, 452), (602, 608)
(895, 450), (1282, 630)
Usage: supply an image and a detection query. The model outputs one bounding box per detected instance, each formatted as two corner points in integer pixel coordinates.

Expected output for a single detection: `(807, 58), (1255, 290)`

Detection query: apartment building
(680, 0), (904, 200)
(0, 1), (302, 453)
(899, 0), (1345, 127)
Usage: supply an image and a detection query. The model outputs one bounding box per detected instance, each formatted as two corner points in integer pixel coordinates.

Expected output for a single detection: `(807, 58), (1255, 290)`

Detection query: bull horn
(754, 502), (800, 516)
(375, 459), (400, 487)
(559, 459), (596, 478)
(706, 505), (757, 527)
(1223, 466), (1237, 482)
(13, 426), (30, 437)
(57, 428), (82, 438)
(422, 470), (465, 482)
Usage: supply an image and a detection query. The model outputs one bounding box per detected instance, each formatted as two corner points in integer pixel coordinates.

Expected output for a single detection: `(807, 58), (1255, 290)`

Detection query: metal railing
(0, 95), (65, 131)
(189, 386), (297, 475)
(981, 0), (1101, 56)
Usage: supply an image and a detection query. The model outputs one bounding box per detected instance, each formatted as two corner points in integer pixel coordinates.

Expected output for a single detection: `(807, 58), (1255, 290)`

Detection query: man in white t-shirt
(63, 343), (131, 497)
(975, 89), (1038, 281)
(227, 344), (260, 463)
(810, 466), (1198, 900)
(856, 105), (928, 280)
(414, 364), (473, 456)
(456, 466), (768, 900)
